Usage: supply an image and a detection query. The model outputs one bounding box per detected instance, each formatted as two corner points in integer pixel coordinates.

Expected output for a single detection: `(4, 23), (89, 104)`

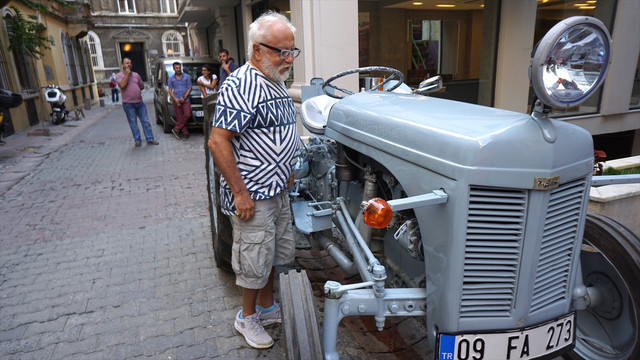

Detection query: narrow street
(0, 91), (290, 359)
(0, 91), (432, 359)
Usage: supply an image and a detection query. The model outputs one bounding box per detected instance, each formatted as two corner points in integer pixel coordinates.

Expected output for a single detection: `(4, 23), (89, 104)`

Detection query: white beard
(259, 57), (290, 83)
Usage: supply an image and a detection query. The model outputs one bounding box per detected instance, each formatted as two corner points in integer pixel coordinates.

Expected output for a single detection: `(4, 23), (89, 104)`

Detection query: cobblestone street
(0, 93), (290, 359)
(0, 91), (432, 359)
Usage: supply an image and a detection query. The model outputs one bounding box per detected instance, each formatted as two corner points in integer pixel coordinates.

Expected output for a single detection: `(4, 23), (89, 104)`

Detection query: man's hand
(234, 190), (255, 221)
(221, 61), (230, 74)
(287, 172), (294, 189)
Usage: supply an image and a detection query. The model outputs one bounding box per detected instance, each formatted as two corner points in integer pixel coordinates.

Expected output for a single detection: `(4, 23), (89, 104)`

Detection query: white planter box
(589, 156), (640, 234)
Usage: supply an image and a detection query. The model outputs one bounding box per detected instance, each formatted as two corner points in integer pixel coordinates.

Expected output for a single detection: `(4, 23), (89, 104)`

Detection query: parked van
(153, 57), (220, 133)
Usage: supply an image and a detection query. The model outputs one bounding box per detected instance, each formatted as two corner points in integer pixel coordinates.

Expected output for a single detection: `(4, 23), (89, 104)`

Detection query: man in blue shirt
(218, 49), (238, 87)
(168, 62), (192, 140)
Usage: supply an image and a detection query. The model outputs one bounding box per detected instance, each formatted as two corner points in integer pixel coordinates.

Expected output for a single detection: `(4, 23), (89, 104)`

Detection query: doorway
(119, 42), (147, 81)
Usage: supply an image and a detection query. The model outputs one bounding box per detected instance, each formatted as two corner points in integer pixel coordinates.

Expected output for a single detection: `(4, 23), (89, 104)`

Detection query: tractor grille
(461, 178), (588, 319)
(529, 178), (586, 314)
(461, 188), (526, 318)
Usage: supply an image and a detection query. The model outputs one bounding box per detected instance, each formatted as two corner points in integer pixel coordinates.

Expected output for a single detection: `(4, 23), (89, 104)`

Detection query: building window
(81, 38), (95, 83)
(0, 32), (14, 90)
(160, 0), (177, 14)
(87, 31), (104, 69)
(61, 31), (83, 86)
(3, 11), (38, 94)
(162, 30), (183, 57)
(118, 0), (136, 14)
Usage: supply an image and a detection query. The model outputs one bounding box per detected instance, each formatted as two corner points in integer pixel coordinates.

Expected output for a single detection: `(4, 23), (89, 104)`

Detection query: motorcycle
(42, 85), (69, 125)
(0, 88), (23, 145)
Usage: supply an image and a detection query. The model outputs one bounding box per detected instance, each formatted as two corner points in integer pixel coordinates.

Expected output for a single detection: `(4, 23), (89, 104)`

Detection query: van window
(165, 63), (220, 84)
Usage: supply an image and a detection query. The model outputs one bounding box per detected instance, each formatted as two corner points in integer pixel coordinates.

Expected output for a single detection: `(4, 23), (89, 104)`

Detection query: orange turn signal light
(363, 198), (393, 229)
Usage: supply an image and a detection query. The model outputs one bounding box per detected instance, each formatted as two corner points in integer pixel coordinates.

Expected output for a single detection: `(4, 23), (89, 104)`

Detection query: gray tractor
(205, 16), (639, 360)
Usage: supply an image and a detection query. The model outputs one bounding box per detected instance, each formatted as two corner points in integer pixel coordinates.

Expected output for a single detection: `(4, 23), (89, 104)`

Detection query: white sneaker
(257, 302), (282, 326)
(234, 309), (274, 349)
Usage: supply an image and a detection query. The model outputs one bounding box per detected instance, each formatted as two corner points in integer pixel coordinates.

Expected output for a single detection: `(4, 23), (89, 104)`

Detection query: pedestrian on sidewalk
(168, 62), (192, 140)
(109, 72), (119, 103)
(208, 10), (300, 350)
(116, 58), (158, 147)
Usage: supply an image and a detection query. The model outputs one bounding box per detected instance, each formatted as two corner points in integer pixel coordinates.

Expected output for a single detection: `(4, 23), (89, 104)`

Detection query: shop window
(359, 0), (500, 106)
(532, 0), (617, 117)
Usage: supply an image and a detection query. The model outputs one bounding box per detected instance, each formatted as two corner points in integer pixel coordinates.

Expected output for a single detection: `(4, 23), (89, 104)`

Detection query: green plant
(4, 7), (50, 58)
(602, 166), (640, 176)
(3, 0), (73, 59)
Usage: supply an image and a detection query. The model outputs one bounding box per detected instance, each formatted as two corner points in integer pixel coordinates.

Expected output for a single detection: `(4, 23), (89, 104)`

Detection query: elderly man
(207, 11), (300, 349)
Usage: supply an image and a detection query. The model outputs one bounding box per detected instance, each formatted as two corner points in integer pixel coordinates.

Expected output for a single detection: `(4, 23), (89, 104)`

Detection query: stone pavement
(0, 90), (433, 359)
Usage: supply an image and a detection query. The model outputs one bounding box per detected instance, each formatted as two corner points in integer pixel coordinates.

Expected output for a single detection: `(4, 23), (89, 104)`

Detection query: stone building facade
(87, 0), (187, 88)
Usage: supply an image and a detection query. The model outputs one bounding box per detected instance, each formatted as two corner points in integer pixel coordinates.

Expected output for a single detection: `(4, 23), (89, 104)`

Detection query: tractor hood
(323, 91), (593, 188)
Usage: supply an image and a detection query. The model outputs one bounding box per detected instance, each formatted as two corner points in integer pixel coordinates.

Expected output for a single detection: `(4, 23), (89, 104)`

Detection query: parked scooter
(0, 88), (23, 145)
(42, 85), (69, 124)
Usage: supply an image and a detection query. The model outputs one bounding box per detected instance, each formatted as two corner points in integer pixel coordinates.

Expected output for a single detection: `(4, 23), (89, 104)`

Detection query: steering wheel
(322, 66), (404, 99)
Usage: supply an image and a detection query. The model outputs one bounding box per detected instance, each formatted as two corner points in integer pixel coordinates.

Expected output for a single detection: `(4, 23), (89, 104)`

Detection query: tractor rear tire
(204, 120), (233, 272)
(566, 213), (639, 360)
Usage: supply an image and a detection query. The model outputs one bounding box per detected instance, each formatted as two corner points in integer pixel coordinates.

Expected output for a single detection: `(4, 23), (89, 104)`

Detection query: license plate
(436, 312), (575, 360)
(194, 110), (204, 117)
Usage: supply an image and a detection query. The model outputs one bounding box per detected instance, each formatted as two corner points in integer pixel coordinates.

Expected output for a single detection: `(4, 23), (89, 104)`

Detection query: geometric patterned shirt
(212, 63), (299, 215)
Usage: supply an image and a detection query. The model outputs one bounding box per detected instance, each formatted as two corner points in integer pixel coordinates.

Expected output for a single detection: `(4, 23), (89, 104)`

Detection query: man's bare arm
(117, 70), (130, 89)
(208, 126), (254, 221)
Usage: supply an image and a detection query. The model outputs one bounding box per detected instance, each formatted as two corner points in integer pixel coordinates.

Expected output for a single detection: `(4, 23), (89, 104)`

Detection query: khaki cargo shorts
(229, 192), (295, 289)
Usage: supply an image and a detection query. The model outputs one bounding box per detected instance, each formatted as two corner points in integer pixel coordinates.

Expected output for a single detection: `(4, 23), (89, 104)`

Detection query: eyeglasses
(259, 42), (301, 59)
